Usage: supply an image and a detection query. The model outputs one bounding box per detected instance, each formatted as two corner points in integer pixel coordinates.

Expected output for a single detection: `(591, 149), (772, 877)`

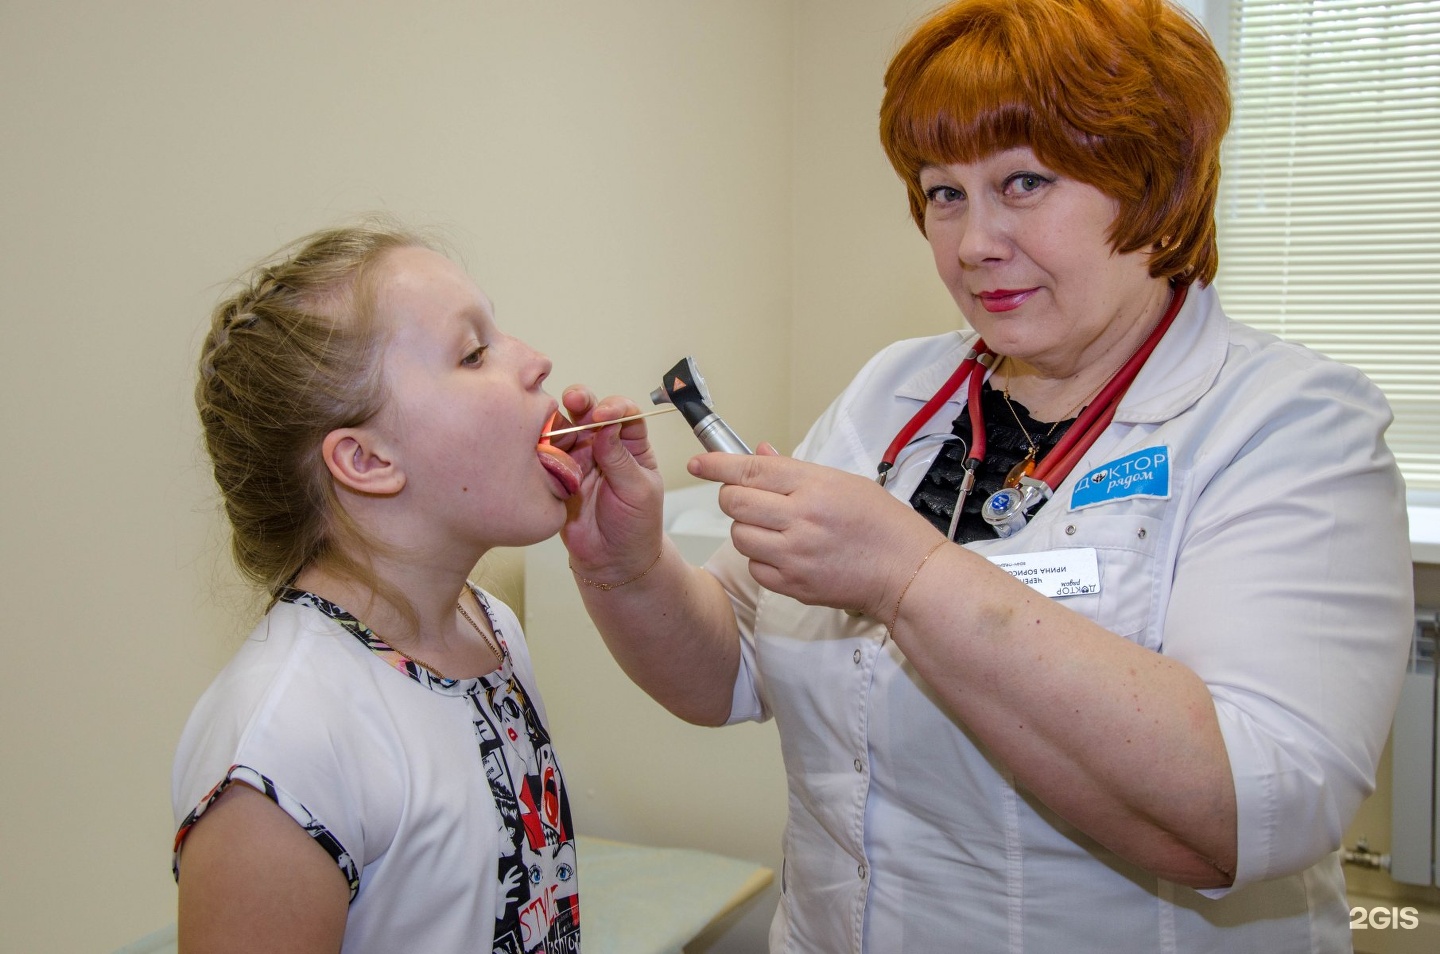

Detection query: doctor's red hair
(879, 0), (1229, 284)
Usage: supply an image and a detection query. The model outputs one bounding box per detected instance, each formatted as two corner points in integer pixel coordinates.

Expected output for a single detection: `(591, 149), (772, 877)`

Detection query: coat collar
(1114, 282), (1228, 423)
(893, 284), (1228, 425)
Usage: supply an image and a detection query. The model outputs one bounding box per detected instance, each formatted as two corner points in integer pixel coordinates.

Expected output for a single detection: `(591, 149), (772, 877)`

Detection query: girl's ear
(321, 428), (406, 496)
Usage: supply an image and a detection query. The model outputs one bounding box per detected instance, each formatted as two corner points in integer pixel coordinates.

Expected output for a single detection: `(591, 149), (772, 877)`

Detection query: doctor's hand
(689, 447), (947, 622)
(557, 386), (665, 582)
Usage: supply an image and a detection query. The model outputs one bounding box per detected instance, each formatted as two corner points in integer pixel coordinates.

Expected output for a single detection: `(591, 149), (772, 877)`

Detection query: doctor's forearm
(890, 545), (1238, 887)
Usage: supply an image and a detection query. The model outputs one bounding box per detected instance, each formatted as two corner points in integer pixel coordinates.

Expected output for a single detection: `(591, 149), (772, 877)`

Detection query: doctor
(558, 0), (1414, 950)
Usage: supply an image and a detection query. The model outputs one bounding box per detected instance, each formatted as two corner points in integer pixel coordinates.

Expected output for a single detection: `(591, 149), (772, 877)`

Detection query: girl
(173, 222), (586, 953)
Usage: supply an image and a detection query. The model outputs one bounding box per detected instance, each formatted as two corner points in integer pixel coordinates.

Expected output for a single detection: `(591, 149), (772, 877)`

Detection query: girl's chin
(485, 509), (567, 552)
(532, 498), (571, 539)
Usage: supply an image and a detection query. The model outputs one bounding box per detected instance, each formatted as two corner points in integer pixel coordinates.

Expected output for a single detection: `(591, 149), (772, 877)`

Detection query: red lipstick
(977, 288), (1036, 313)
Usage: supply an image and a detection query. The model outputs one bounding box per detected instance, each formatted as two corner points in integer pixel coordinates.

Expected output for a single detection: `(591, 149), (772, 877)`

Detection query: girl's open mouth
(537, 411), (581, 497)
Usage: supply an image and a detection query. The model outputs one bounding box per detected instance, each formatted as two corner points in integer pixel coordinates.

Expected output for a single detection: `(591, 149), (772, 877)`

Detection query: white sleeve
(705, 354), (871, 726)
(1160, 350), (1413, 895)
(705, 540), (771, 725)
(171, 628), (403, 894)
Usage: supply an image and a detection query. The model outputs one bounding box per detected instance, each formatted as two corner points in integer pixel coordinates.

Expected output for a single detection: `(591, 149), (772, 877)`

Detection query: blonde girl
(174, 222), (585, 953)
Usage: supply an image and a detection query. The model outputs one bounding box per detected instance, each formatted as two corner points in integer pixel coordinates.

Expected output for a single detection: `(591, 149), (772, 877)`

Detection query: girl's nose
(525, 343), (553, 389)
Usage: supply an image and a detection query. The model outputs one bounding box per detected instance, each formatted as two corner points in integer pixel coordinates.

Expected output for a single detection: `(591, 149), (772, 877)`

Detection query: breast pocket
(1021, 510), (1164, 649)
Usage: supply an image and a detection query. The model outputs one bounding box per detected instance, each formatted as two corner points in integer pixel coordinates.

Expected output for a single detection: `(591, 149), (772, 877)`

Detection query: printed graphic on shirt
(1070, 446), (1171, 509)
(279, 588), (581, 953)
(283, 586), (470, 689)
(472, 674), (579, 954)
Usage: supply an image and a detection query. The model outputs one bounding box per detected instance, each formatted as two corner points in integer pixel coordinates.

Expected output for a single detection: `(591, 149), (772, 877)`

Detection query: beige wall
(0, 2), (804, 951)
(5, 1), (1434, 953)
(790, 1), (966, 442)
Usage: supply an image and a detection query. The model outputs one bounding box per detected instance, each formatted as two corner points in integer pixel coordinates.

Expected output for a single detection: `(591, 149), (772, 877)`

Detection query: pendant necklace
(997, 357), (1107, 489)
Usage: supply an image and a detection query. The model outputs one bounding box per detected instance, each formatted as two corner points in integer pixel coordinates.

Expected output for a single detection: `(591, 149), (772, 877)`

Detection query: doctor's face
(919, 146), (1165, 373)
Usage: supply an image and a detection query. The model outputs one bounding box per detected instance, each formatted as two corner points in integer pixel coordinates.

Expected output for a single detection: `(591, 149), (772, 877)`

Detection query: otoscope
(651, 357), (753, 454)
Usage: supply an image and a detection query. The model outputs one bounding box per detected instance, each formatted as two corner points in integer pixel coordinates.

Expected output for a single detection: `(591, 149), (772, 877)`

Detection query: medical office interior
(3, 0), (1438, 951)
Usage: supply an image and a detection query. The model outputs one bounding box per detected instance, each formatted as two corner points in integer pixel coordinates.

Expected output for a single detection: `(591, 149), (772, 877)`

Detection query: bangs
(884, 42), (1035, 172)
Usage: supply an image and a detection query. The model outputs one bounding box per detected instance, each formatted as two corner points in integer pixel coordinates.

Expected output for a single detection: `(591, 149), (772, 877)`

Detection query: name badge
(1070, 445), (1170, 509)
(987, 548), (1100, 598)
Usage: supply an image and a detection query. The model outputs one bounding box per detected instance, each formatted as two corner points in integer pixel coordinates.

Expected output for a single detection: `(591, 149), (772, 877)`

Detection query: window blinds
(1217, 0), (1440, 490)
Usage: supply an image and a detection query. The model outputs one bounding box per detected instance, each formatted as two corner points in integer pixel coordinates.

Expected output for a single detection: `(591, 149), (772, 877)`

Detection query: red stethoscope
(876, 283), (1189, 539)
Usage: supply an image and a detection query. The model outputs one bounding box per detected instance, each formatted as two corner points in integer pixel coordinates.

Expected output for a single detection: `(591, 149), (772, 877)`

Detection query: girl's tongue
(537, 412), (582, 497)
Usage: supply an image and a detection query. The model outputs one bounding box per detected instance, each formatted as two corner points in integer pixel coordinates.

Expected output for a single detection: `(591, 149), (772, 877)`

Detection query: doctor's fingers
(717, 481), (794, 532)
(733, 527), (871, 611)
(561, 387), (642, 425)
(561, 385), (598, 418)
(688, 449), (808, 493)
(730, 524), (825, 586)
(585, 418), (652, 477)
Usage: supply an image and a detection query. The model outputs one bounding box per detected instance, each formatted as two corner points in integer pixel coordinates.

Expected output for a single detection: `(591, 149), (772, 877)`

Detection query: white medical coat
(708, 284), (1414, 953)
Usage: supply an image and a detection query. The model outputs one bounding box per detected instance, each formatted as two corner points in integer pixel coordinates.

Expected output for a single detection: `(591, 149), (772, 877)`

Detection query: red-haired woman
(558, 1), (1412, 950)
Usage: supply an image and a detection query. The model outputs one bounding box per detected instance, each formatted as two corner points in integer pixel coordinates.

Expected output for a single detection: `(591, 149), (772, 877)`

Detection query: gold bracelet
(570, 550), (664, 591)
(887, 539), (947, 635)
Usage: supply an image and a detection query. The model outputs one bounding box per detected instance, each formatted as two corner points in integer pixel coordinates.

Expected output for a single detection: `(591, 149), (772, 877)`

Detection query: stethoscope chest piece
(888, 283), (1189, 541)
(982, 482), (1046, 539)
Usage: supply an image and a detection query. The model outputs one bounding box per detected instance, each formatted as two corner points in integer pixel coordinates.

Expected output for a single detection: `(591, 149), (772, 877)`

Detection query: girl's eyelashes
(461, 344), (489, 367)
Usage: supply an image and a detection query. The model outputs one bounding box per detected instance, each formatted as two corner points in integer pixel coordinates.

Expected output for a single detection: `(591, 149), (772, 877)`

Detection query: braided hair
(196, 221), (430, 604)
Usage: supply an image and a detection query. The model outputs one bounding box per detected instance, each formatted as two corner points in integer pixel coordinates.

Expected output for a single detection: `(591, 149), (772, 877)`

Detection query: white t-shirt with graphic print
(172, 588), (579, 954)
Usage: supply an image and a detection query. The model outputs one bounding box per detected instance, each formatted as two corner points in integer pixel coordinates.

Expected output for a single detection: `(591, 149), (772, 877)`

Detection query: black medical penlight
(651, 357), (753, 455)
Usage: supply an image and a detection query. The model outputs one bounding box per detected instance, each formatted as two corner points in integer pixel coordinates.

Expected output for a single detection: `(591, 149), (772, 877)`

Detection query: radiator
(1391, 609), (1439, 886)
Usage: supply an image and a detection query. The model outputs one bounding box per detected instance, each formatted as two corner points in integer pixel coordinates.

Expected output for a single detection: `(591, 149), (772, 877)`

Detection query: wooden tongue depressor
(543, 404), (678, 438)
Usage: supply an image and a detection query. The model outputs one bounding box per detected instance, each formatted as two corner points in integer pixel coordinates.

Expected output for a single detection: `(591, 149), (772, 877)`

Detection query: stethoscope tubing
(877, 283), (1189, 500)
(1033, 283), (1189, 489)
(877, 348), (991, 485)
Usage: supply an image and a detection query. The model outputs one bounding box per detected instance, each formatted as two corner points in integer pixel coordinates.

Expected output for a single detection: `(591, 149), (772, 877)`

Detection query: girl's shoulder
(172, 600), (412, 872)
(193, 599), (376, 718)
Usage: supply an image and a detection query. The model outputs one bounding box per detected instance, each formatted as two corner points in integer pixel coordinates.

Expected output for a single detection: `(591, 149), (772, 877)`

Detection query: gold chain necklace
(996, 357), (1107, 489)
(400, 597), (503, 680)
(456, 599), (503, 660)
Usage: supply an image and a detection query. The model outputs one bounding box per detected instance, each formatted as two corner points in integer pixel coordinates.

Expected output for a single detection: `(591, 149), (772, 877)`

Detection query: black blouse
(908, 383), (1077, 545)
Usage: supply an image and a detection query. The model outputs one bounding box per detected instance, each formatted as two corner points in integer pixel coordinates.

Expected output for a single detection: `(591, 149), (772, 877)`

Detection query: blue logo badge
(1070, 446), (1170, 509)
